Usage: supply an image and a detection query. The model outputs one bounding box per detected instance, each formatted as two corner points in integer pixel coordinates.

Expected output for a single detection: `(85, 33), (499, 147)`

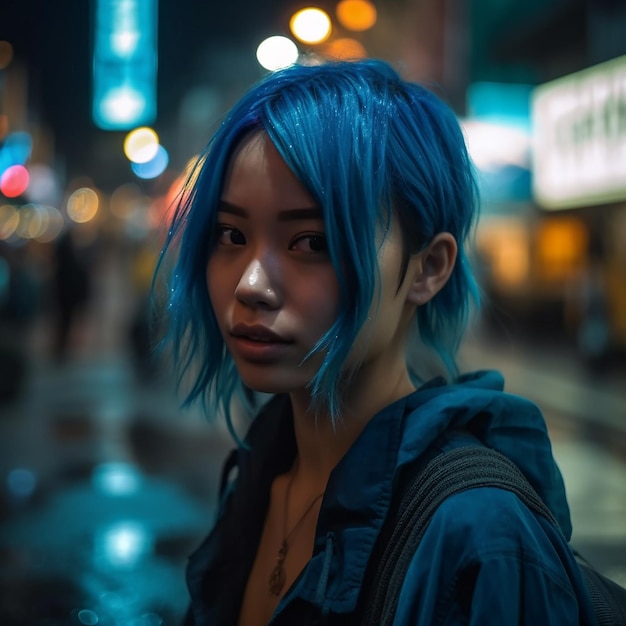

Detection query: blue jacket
(185, 371), (598, 625)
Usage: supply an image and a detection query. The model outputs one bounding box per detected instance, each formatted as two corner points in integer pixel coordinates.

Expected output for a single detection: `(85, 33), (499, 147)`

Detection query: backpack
(359, 445), (626, 626)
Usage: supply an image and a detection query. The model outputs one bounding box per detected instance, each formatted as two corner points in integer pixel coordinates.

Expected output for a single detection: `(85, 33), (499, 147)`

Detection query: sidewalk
(0, 353), (233, 626)
(459, 330), (626, 439)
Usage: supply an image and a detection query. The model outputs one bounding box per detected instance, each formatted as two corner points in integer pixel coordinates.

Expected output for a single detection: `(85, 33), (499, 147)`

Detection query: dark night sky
(1, 0), (297, 189)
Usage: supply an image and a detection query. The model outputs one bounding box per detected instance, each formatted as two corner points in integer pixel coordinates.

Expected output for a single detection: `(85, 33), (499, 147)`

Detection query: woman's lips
(231, 324), (288, 343)
(229, 324), (292, 361)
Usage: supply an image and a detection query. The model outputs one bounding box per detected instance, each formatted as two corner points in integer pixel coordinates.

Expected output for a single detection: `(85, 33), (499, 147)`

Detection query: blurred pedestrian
(128, 238), (161, 380)
(577, 229), (611, 371)
(158, 59), (596, 625)
(0, 241), (40, 402)
(51, 226), (92, 360)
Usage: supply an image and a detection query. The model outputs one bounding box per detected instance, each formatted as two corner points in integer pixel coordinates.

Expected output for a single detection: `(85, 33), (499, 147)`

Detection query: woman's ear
(406, 232), (457, 306)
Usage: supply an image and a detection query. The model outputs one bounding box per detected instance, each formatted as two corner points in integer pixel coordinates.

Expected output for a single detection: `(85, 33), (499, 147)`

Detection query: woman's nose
(235, 258), (281, 309)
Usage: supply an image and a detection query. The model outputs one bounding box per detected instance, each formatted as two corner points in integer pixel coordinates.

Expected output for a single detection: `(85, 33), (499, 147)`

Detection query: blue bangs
(261, 65), (395, 418)
(156, 111), (263, 439)
(157, 58), (480, 433)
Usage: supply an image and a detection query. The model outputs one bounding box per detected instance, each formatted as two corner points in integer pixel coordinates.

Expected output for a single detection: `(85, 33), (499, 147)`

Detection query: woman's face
(207, 133), (338, 394)
(206, 133), (416, 398)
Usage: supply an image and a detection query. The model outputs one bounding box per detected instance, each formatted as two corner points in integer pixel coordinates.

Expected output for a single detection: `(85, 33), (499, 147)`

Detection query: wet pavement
(1, 249), (625, 625)
(0, 250), (234, 625)
(0, 353), (236, 626)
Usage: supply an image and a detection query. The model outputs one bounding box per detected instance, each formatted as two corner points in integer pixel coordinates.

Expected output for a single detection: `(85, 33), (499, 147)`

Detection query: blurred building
(461, 0), (626, 369)
(3, 0), (625, 374)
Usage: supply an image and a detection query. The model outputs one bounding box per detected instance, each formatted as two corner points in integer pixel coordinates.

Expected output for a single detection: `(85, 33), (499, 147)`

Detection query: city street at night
(2, 1), (626, 624)
(0, 246), (625, 625)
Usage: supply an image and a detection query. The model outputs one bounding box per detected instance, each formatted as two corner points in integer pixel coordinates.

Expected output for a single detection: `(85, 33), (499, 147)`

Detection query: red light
(0, 165), (30, 198)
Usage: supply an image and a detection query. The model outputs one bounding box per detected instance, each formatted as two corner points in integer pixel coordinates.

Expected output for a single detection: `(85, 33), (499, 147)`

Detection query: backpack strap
(359, 445), (557, 626)
(219, 448), (239, 499)
(359, 444), (626, 626)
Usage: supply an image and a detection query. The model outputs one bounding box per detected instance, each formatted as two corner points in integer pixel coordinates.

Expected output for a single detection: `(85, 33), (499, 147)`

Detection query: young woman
(158, 59), (596, 625)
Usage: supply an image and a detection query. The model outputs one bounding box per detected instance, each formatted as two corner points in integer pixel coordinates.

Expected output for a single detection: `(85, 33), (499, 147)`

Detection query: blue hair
(157, 59), (480, 434)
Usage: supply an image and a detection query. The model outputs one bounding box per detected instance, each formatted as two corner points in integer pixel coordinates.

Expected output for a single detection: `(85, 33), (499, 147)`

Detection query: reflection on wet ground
(0, 356), (234, 625)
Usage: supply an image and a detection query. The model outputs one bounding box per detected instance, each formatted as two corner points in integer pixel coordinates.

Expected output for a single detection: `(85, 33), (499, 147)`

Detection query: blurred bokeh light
(13, 203), (64, 242)
(322, 37), (367, 60)
(462, 120), (530, 170)
(131, 144), (169, 179)
(0, 131), (33, 171)
(67, 187), (100, 223)
(7, 467), (37, 499)
(25, 164), (61, 205)
(335, 0), (377, 31)
(96, 85), (152, 128)
(92, 0), (158, 129)
(0, 204), (20, 239)
(0, 164), (30, 198)
(256, 36), (299, 71)
(95, 521), (153, 568)
(92, 462), (142, 496)
(289, 8), (332, 44)
(123, 127), (160, 164)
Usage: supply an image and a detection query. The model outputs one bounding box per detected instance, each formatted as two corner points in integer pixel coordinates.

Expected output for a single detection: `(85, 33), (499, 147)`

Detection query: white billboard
(531, 55), (626, 209)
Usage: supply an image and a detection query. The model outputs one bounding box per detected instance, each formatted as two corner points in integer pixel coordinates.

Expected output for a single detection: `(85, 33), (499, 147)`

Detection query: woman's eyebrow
(218, 200), (322, 222)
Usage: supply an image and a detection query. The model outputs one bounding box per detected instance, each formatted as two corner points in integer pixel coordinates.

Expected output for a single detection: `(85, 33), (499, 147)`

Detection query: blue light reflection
(131, 144), (168, 179)
(95, 521), (153, 568)
(92, 462), (142, 496)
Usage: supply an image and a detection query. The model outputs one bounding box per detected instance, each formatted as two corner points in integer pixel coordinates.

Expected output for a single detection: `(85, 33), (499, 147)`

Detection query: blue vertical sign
(92, 0), (158, 130)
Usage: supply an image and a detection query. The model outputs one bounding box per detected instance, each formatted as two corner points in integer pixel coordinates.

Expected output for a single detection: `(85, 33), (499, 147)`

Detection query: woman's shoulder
(423, 484), (572, 579)
(393, 487), (587, 626)
(432, 484), (552, 546)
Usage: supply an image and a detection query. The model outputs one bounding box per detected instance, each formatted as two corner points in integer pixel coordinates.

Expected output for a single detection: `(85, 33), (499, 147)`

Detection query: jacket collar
(228, 381), (457, 619)
(268, 391), (417, 617)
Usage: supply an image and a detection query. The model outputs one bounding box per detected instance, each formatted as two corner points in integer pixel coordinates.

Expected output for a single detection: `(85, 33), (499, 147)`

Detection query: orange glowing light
(322, 38), (367, 60)
(289, 8), (332, 44)
(67, 187), (99, 223)
(0, 204), (20, 239)
(536, 218), (587, 281)
(336, 0), (377, 32)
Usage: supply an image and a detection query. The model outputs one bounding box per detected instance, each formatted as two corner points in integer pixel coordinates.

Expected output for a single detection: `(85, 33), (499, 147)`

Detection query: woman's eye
(217, 226), (245, 246)
(290, 234), (328, 254)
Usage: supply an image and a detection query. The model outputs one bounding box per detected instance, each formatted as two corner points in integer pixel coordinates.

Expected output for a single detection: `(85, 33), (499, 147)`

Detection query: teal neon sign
(92, 0), (158, 130)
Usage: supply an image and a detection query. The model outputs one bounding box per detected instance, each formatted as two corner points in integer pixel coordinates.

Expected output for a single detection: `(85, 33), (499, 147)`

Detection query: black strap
(219, 448), (239, 499)
(360, 445), (626, 626)
(360, 446), (559, 626)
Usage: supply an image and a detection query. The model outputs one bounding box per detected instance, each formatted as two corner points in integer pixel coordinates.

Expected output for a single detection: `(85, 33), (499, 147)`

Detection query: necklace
(268, 465), (324, 597)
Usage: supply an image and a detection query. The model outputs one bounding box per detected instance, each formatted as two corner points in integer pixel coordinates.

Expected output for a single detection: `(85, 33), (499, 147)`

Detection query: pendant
(269, 541), (288, 596)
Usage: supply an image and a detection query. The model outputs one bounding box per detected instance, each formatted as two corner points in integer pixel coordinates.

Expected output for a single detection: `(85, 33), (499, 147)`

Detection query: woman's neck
(287, 365), (416, 490)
